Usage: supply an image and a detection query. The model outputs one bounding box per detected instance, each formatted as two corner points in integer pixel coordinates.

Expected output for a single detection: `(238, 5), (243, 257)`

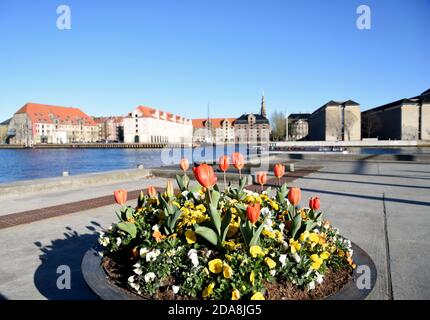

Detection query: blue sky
(0, 0), (429, 121)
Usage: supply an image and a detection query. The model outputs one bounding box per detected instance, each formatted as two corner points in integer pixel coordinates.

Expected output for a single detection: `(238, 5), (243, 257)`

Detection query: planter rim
(81, 242), (377, 300)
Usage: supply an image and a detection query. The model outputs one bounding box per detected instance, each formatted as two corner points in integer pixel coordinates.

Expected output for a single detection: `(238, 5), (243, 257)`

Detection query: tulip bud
(246, 202), (261, 224)
(147, 185), (157, 198)
(218, 155), (229, 172)
(309, 196), (320, 211)
(288, 187), (301, 206)
(256, 172), (267, 186)
(274, 163), (285, 179)
(114, 189), (127, 206)
(231, 152), (245, 170)
(166, 180), (174, 197)
(192, 164), (218, 189)
(179, 158), (189, 172)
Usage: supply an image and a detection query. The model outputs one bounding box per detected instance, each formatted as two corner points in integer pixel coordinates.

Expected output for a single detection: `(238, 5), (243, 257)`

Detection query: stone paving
(0, 160), (429, 300)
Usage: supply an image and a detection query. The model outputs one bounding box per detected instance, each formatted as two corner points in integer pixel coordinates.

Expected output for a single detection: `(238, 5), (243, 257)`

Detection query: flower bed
(97, 156), (360, 300)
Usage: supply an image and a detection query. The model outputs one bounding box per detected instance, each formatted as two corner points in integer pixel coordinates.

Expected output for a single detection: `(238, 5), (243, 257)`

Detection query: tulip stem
(223, 171), (227, 190)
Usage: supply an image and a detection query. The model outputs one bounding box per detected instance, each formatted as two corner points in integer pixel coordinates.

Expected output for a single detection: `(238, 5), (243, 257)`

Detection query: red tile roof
(16, 103), (97, 126)
(136, 105), (190, 123)
(192, 118), (236, 129)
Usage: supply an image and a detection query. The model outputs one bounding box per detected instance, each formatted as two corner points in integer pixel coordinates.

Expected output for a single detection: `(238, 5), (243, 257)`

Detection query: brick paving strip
(0, 167), (320, 230)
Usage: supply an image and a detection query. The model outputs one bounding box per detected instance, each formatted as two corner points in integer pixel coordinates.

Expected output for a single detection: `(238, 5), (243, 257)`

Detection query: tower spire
(260, 91), (267, 118)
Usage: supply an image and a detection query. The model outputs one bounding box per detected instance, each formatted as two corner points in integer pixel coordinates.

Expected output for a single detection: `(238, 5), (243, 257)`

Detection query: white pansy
(282, 241), (289, 248)
(279, 223), (285, 232)
(140, 247), (149, 257)
(133, 262), (141, 268)
(181, 191), (189, 198)
(99, 237), (110, 247)
(116, 237), (122, 246)
(187, 249), (199, 267)
(128, 275), (135, 283)
(152, 224), (159, 231)
(279, 254), (287, 267)
(293, 253), (301, 263)
(314, 229), (320, 234)
(192, 192), (201, 200)
(172, 285), (180, 294)
(316, 272), (324, 284)
(261, 207), (271, 217)
(108, 225), (113, 230)
(99, 232), (105, 238)
(146, 249), (161, 262)
(134, 267), (143, 275)
(270, 270), (276, 276)
(205, 250), (212, 258)
(306, 281), (316, 291)
(144, 272), (156, 283)
(130, 282), (140, 292)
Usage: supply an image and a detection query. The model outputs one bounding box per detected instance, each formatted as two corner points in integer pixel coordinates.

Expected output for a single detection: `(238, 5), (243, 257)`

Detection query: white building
(192, 118), (236, 143)
(123, 105), (193, 145)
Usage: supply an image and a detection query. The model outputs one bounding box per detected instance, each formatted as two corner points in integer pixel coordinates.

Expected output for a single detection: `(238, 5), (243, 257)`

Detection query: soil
(102, 255), (352, 300)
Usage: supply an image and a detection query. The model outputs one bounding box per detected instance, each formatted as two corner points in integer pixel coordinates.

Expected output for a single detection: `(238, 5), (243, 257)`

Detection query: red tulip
(114, 189), (127, 206)
(180, 158), (189, 172)
(193, 164), (218, 189)
(274, 164), (285, 179)
(288, 187), (301, 206)
(147, 186), (157, 198)
(256, 172), (267, 186)
(231, 152), (245, 170)
(219, 155), (229, 172)
(246, 202), (261, 224)
(309, 197), (320, 211)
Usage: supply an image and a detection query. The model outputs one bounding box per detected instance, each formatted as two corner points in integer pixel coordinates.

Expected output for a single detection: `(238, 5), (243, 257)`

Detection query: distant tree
(326, 111), (342, 141)
(362, 115), (382, 139)
(344, 109), (359, 141)
(270, 111), (286, 141)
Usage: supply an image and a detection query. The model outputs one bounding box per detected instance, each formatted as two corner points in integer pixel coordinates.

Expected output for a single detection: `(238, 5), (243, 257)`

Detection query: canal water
(0, 146), (428, 184)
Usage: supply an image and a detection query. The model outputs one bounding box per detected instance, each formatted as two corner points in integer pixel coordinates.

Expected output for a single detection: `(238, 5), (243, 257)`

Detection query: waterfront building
(123, 105), (193, 145)
(362, 88), (430, 141)
(287, 113), (310, 141)
(192, 118), (236, 143)
(7, 103), (99, 145)
(308, 100), (361, 141)
(0, 119), (11, 144)
(234, 95), (271, 143)
(94, 116), (124, 142)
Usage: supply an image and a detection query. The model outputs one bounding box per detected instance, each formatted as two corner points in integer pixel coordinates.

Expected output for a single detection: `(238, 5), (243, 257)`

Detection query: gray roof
(363, 89), (428, 114)
(234, 113), (269, 124)
(312, 100), (360, 115)
(0, 118), (11, 125)
(288, 113), (311, 120)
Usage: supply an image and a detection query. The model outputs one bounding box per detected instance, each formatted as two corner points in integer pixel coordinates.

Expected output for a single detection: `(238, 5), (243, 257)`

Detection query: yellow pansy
(274, 230), (284, 242)
(231, 289), (241, 300)
(250, 292), (265, 300)
(311, 261), (322, 270)
(249, 245), (265, 258)
(262, 228), (275, 239)
(208, 259), (223, 274)
(230, 207), (237, 214)
(269, 200), (279, 211)
(181, 207), (191, 216)
(185, 229), (197, 244)
(310, 254), (323, 270)
(338, 249), (345, 257)
(195, 204), (206, 213)
(250, 271), (255, 286)
(223, 263), (233, 279)
(308, 233), (319, 243)
(202, 282), (215, 298)
(310, 254), (320, 262)
(289, 239), (301, 254)
(224, 240), (236, 250)
(172, 201), (181, 208)
(320, 251), (330, 260)
(299, 231), (310, 242)
(264, 257), (276, 269)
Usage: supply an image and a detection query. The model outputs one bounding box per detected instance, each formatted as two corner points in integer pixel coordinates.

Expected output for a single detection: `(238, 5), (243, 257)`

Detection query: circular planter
(82, 242), (377, 300)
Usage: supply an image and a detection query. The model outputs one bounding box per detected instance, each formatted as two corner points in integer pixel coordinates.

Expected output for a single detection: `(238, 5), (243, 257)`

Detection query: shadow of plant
(33, 223), (102, 300)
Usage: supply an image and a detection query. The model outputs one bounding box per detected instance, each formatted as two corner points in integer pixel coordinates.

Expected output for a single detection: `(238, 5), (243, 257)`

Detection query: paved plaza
(0, 160), (429, 300)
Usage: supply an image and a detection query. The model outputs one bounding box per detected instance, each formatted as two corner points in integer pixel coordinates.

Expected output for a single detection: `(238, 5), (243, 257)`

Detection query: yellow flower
(310, 254), (320, 262)
(338, 249), (345, 257)
(311, 261), (322, 270)
(299, 231), (310, 242)
(224, 240), (236, 250)
(310, 254), (323, 270)
(262, 228), (275, 239)
(264, 257), (276, 269)
(223, 263), (233, 279)
(185, 229), (197, 244)
(230, 207), (237, 214)
(249, 245), (265, 258)
(231, 289), (241, 300)
(289, 239), (301, 254)
(274, 230), (284, 242)
(269, 200), (279, 211)
(250, 292), (265, 300)
(250, 271), (255, 286)
(320, 251), (330, 260)
(172, 201), (181, 208)
(208, 259), (223, 273)
(202, 282), (215, 298)
(196, 204), (206, 213)
(308, 233), (319, 243)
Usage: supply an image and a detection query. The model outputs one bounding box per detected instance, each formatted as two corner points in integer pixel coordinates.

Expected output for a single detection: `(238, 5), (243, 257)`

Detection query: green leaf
(239, 222), (252, 247)
(249, 220), (266, 247)
(208, 204), (221, 236)
(182, 174), (190, 189)
(221, 210), (232, 242)
(194, 225), (219, 247)
(239, 177), (246, 192)
(117, 222), (137, 238)
(211, 189), (221, 206)
(304, 221), (318, 232)
(189, 184), (201, 193)
(168, 207), (182, 232)
(291, 214), (302, 239)
(125, 208), (134, 221)
(175, 174), (185, 191)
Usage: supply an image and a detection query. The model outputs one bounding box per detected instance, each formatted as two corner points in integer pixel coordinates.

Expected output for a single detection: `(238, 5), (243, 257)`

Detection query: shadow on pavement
(33, 224), (102, 300)
(0, 293), (8, 300)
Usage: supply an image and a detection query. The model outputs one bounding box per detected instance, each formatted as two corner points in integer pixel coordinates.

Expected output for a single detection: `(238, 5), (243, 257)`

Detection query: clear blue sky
(0, 0), (429, 121)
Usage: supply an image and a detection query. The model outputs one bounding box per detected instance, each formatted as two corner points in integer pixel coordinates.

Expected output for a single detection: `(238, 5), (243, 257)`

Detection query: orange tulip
(231, 152), (245, 170)
(180, 158), (189, 172)
(193, 164), (218, 189)
(219, 155), (229, 172)
(166, 180), (174, 197)
(246, 202), (261, 224)
(288, 187), (301, 206)
(309, 197), (320, 210)
(274, 164), (285, 179)
(256, 172), (267, 186)
(114, 189), (127, 206)
(147, 186), (157, 198)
